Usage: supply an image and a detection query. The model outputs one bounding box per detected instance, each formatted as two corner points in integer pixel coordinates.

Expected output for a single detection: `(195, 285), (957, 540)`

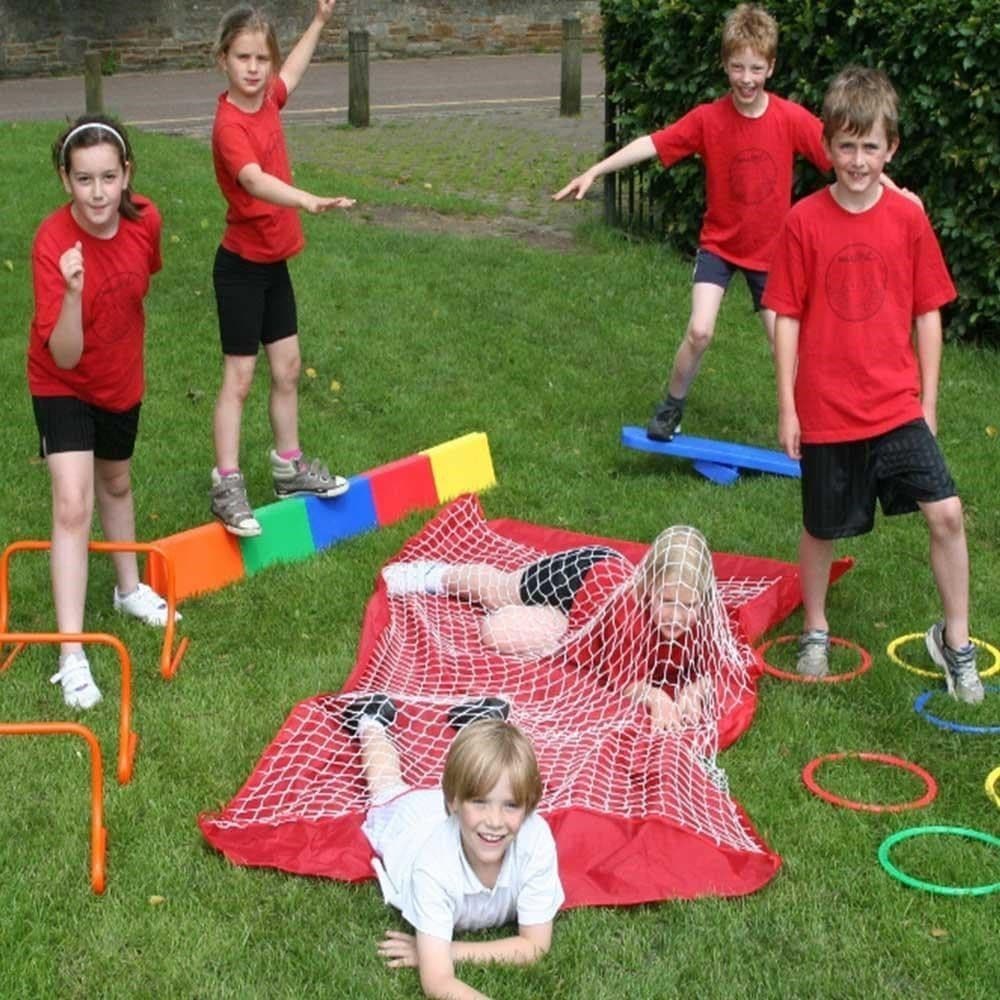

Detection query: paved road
(1, 51), (604, 131)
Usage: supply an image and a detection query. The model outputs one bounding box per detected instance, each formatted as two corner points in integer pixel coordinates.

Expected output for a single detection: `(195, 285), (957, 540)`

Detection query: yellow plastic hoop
(885, 633), (1000, 679)
(986, 766), (1000, 810)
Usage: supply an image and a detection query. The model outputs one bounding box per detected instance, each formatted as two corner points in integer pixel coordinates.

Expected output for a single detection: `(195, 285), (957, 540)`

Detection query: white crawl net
(205, 497), (774, 863)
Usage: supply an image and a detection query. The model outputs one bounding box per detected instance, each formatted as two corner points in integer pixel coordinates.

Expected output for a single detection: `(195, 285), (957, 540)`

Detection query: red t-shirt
(212, 77), (304, 263)
(28, 197), (162, 411)
(566, 557), (686, 690)
(650, 93), (830, 271)
(763, 187), (957, 443)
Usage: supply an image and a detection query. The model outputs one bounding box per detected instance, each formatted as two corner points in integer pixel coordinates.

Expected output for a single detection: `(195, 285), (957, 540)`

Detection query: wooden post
(84, 51), (103, 114)
(560, 17), (582, 117)
(348, 29), (370, 127)
(603, 92), (618, 226)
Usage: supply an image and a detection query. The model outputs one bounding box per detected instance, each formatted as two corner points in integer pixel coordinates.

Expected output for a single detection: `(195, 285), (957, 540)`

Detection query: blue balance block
(621, 426), (800, 485)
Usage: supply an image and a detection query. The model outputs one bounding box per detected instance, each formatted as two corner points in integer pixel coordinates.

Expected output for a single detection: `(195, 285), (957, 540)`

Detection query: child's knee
(684, 319), (715, 352)
(221, 360), (256, 400)
(271, 353), (301, 390)
(97, 468), (132, 503)
(53, 489), (92, 533)
(924, 496), (965, 537)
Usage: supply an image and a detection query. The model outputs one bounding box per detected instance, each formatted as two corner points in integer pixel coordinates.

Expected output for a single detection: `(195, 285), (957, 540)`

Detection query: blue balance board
(621, 426), (800, 485)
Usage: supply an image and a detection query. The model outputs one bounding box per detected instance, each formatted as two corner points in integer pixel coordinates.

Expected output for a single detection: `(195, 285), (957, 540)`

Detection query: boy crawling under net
(382, 526), (722, 731)
(343, 705), (563, 1000)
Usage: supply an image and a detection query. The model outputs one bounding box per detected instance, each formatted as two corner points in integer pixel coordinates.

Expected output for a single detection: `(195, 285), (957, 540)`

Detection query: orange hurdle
(0, 632), (138, 784)
(0, 721), (108, 893)
(0, 539), (189, 679)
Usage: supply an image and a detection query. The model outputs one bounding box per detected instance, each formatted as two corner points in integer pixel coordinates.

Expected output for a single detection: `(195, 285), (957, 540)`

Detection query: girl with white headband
(28, 114), (179, 710)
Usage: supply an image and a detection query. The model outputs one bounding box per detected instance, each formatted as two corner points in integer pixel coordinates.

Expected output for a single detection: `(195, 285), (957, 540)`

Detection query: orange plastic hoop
(0, 722), (107, 893)
(0, 539), (189, 680)
(757, 634), (873, 683)
(802, 751), (938, 813)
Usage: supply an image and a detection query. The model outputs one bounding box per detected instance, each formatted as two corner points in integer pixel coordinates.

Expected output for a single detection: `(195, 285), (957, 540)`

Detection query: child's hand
(778, 409), (801, 460)
(552, 171), (597, 201)
(316, 0), (337, 23)
(302, 194), (356, 214)
(59, 241), (84, 293)
(627, 683), (682, 731)
(378, 929), (418, 968)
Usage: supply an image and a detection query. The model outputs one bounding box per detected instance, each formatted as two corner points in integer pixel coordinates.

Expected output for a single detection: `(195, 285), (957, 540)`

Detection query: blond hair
(822, 66), (900, 145)
(721, 4), (778, 63)
(214, 5), (281, 68)
(635, 525), (714, 609)
(442, 720), (543, 813)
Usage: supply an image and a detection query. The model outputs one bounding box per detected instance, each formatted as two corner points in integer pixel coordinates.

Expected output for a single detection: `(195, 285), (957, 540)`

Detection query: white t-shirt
(362, 787), (564, 941)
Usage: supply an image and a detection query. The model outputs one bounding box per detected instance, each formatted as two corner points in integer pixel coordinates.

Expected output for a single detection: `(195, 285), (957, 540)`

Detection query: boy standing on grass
(764, 66), (982, 702)
(554, 4), (833, 441)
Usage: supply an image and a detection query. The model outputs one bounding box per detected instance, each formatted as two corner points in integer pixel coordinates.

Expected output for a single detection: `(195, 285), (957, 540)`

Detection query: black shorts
(693, 248), (767, 312)
(32, 396), (141, 461)
(213, 245), (298, 357)
(518, 546), (622, 612)
(800, 419), (957, 540)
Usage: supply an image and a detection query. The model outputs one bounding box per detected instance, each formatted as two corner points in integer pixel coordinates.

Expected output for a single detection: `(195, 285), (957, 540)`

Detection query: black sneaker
(343, 693), (398, 735)
(447, 697), (510, 731)
(646, 397), (684, 442)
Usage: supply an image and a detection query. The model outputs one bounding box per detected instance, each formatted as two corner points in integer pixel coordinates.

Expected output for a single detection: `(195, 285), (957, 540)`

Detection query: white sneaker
(114, 582), (182, 627)
(51, 652), (102, 710)
(381, 561), (447, 596)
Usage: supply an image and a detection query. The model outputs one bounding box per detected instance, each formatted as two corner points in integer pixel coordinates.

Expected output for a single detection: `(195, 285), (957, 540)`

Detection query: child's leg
(263, 334), (302, 456)
(94, 457), (140, 595)
(799, 528), (834, 633)
(919, 496), (969, 648)
(381, 562), (523, 606)
(47, 451), (94, 657)
(440, 565), (524, 610)
(479, 605), (568, 655)
(213, 354), (259, 471)
(359, 719), (404, 800)
(666, 282), (727, 399)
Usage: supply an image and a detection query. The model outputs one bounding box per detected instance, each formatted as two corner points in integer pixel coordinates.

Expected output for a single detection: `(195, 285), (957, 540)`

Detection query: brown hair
(214, 5), (281, 68)
(721, 4), (778, 63)
(822, 66), (900, 145)
(442, 720), (543, 814)
(52, 115), (141, 222)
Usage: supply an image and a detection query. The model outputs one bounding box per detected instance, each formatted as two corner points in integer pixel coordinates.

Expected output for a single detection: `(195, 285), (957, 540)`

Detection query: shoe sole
(213, 515), (262, 538)
(274, 483), (350, 500)
(646, 424), (681, 442)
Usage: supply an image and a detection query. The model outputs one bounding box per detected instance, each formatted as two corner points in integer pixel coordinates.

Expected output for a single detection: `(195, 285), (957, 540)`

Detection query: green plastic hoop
(886, 633), (1000, 679)
(877, 825), (1000, 896)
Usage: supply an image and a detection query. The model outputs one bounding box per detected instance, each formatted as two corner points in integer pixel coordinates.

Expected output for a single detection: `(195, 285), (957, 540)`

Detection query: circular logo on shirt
(824, 243), (889, 322)
(729, 148), (778, 205)
(91, 271), (145, 346)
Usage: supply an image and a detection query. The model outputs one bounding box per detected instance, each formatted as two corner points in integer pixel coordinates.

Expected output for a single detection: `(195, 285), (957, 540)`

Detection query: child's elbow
(51, 348), (82, 370)
(519, 928), (553, 963)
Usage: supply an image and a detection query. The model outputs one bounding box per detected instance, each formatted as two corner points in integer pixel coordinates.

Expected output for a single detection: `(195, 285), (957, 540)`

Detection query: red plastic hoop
(802, 751), (938, 813)
(757, 634), (873, 683)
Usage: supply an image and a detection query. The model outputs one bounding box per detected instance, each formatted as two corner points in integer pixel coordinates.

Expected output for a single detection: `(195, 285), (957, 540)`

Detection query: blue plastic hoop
(913, 686), (1000, 735)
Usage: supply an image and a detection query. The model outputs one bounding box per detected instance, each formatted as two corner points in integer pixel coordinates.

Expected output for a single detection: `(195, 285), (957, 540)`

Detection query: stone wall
(0, 1), (602, 78)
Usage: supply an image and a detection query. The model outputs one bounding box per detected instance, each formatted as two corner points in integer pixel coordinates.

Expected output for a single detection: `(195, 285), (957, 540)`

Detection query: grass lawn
(0, 113), (998, 999)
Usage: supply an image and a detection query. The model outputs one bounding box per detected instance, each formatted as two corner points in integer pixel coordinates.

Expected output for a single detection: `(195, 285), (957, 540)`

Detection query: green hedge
(601, 0), (1000, 343)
